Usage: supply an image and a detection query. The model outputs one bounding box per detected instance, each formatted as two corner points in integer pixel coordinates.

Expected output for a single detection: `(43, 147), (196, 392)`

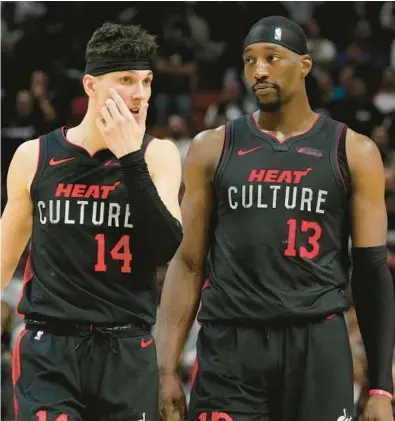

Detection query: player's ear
(300, 55), (312, 79)
(83, 74), (98, 98)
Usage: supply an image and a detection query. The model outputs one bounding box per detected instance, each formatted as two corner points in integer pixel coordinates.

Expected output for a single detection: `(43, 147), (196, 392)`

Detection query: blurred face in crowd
(349, 77), (367, 101)
(243, 43), (312, 112)
(354, 19), (371, 40)
(16, 90), (33, 116)
(371, 126), (389, 152)
(318, 72), (333, 95)
(222, 81), (241, 102)
(306, 20), (321, 39)
(83, 70), (153, 116)
(31, 70), (48, 89)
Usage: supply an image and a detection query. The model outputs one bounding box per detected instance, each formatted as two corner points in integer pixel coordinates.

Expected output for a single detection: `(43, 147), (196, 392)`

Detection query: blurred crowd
(1, 1), (395, 420)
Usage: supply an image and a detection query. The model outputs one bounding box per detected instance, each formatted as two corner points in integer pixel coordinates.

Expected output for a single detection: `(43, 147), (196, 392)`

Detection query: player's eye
(244, 57), (253, 65)
(120, 76), (132, 84)
(267, 55), (279, 63)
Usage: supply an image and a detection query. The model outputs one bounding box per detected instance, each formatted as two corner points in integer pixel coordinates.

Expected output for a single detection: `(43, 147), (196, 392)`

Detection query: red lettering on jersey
(72, 184), (86, 198)
(293, 167), (312, 184)
(248, 169), (266, 182)
(54, 181), (121, 199)
(55, 183), (73, 197)
(248, 168), (312, 184)
(84, 185), (100, 199)
(264, 169), (279, 182)
(100, 181), (121, 199)
(277, 170), (293, 184)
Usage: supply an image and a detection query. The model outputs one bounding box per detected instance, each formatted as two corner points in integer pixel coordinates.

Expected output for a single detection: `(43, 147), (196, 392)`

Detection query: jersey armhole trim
(335, 124), (348, 193)
(30, 136), (47, 200)
(213, 122), (232, 192)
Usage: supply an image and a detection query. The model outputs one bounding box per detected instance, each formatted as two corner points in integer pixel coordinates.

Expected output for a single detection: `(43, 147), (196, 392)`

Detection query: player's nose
(254, 59), (270, 80)
(130, 81), (145, 100)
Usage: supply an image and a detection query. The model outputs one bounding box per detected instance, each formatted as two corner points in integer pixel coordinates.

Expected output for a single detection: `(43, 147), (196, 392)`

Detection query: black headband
(85, 56), (152, 76)
(244, 16), (308, 55)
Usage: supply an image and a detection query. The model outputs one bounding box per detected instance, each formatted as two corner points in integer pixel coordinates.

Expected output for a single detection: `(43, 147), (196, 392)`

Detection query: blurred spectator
(315, 72), (335, 115)
(306, 20), (336, 74)
(167, 114), (192, 165)
(329, 77), (383, 136)
(332, 66), (355, 101)
(373, 68), (395, 116)
(29, 70), (58, 131)
(2, 89), (38, 181)
(380, 1), (395, 31)
(371, 125), (394, 166)
(154, 18), (197, 126)
(352, 19), (374, 54)
(391, 39), (395, 69)
(204, 80), (248, 129)
(336, 42), (370, 69)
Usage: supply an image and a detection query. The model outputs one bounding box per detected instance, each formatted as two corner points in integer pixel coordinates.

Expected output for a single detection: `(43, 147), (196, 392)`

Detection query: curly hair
(85, 22), (158, 60)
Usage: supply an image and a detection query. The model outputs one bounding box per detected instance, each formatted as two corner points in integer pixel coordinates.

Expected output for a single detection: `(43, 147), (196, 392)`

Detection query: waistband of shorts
(24, 318), (151, 337)
(201, 311), (344, 330)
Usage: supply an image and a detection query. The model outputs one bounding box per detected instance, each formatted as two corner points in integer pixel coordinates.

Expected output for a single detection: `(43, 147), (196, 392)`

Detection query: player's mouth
(130, 108), (140, 115)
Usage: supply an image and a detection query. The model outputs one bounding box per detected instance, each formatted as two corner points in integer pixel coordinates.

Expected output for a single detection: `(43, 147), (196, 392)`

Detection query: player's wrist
(158, 365), (178, 376)
(369, 389), (393, 400)
(118, 149), (145, 165)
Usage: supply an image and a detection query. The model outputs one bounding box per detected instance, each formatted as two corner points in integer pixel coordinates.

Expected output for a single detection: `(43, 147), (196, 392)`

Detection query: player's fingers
(134, 103), (149, 129)
(109, 88), (131, 119)
(177, 404), (187, 421)
(106, 98), (123, 122)
(176, 393), (187, 421)
(161, 403), (175, 421)
(100, 105), (113, 126)
(96, 117), (106, 133)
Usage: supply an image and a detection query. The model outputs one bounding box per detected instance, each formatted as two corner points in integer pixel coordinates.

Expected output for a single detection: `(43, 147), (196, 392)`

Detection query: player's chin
(257, 99), (282, 113)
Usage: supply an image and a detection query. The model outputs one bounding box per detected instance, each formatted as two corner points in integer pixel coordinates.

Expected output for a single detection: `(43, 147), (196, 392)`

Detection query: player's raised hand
(96, 88), (149, 158)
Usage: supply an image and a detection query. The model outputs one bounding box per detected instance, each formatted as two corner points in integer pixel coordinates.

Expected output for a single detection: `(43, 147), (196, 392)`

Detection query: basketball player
(1, 23), (182, 421)
(157, 16), (394, 421)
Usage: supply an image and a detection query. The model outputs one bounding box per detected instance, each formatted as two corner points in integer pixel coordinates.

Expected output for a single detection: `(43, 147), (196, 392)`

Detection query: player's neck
(67, 108), (107, 155)
(256, 95), (316, 137)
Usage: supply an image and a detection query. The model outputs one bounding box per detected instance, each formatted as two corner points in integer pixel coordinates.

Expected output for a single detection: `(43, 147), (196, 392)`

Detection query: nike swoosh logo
(237, 146), (263, 156)
(49, 157), (76, 166)
(140, 337), (154, 349)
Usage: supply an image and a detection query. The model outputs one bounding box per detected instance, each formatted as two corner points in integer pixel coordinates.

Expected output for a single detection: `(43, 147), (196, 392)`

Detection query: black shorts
(12, 322), (159, 421)
(189, 314), (354, 421)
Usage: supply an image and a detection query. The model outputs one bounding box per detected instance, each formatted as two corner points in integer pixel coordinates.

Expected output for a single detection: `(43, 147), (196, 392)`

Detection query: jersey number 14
(94, 234), (132, 273)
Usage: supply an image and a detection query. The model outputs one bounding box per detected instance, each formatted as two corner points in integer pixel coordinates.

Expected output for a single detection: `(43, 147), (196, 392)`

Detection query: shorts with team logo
(12, 321), (158, 421)
(189, 314), (354, 421)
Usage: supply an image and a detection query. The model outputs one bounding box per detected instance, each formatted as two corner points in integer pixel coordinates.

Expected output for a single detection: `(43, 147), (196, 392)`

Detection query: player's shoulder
(145, 136), (181, 165)
(345, 127), (380, 158)
(190, 124), (227, 154)
(13, 138), (40, 165)
(344, 128), (382, 175)
(7, 138), (41, 192)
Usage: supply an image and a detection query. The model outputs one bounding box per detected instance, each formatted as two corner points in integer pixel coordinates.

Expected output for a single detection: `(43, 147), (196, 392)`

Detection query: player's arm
(1, 140), (38, 291)
(147, 138), (182, 223)
(118, 137), (183, 266)
(347, 129), (395, 398)
(156, 127), (224, 374)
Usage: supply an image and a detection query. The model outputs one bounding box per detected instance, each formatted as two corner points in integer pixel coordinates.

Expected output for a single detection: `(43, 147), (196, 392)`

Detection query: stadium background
(1, 1), (395, 420)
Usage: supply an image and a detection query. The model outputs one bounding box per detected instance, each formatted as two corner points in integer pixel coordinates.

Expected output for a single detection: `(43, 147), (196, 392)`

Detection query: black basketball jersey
(199, 114), (352, 325)
(17, 127), (158, 326)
